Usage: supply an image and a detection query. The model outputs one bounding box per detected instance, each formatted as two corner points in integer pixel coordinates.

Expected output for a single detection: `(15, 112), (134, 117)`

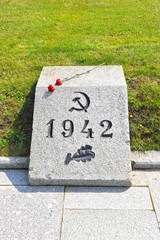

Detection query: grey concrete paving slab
(0, 156), (29, 169)
(131, 170), (149, 186)
(0, 209), (61, 240)
(0, 186), (64, 210)
(131, 151), (160, 169)
(0, 170), (29, 185)
(0, 186), (64, 240)
(147, 174), (160, 225)
(156, 209), (160, 227)
(132, 170), (160, 224)
(61, 209), (160, 240)
(65, 187), (153, 210)
(131, 170), (160, 187)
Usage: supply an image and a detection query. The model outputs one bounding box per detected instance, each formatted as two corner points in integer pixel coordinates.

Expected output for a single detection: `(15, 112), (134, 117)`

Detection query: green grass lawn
(0, 0), (160, 156)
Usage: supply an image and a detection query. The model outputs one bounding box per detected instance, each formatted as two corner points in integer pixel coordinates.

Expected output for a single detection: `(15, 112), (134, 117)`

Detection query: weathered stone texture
(29, 66), (131, 186)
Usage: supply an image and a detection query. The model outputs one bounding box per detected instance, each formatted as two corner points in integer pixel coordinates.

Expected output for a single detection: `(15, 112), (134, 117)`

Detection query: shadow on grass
(8, 82), (37, 157)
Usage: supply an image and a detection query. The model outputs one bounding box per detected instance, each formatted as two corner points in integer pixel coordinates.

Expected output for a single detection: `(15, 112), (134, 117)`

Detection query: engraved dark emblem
(64, 145), (95, 165)
(69, 92), (90, 112)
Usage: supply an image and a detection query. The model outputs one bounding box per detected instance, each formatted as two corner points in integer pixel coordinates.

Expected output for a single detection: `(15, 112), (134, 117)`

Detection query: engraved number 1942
(47, 119), (112, 139)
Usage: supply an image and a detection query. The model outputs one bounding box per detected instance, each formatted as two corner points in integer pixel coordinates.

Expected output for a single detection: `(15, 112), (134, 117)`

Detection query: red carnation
(48, 84), (55, 92)
(56, 79), (62, 85)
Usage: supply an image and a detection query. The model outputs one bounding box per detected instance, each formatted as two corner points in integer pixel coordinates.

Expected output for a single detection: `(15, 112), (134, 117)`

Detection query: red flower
(56, 79), (62, 85)
(48, 84), (55, 92)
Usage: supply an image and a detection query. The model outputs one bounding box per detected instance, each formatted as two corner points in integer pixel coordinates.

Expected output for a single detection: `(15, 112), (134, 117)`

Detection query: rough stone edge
(0, 151), (160, 170)
(29, 177), (131, 187)
(0, 157), (29, 169)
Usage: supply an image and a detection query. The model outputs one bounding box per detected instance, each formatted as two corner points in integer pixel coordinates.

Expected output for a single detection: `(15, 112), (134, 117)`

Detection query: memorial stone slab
(29, 66), (131, 186)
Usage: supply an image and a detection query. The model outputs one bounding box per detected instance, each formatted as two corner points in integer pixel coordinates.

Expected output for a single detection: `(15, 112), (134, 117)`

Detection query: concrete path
(0, 152), (160, 239)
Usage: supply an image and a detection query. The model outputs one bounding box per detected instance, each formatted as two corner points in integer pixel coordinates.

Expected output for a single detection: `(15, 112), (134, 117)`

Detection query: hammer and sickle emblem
(69, 92), (90, 112)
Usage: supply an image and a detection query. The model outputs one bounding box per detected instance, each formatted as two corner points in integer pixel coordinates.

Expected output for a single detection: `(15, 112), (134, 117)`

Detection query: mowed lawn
(0, 0), (160, 156)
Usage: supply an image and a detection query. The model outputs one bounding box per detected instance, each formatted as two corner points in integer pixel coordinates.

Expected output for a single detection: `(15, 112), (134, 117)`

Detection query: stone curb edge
(131, 151), (160, 169)
(0, 151), (160, 170)
(0, 157), (29, 169)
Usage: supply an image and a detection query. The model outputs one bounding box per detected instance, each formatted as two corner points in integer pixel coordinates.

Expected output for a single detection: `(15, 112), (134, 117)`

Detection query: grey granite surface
(64, 186), (153, 210)
(29, 66), (131, 186)
(61, 209), (160, 240)
(0, 186), (64, 240)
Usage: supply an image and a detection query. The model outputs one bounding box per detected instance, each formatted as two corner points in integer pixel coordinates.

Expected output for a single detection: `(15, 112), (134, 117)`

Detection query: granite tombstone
(29, 66), (131, 186)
